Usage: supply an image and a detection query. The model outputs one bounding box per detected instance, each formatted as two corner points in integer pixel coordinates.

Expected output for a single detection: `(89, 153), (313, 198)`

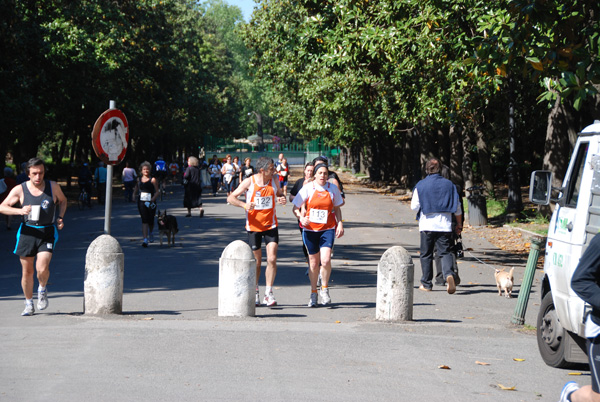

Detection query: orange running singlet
(303, 182), (336, 232)
(245, 176), (278, 232)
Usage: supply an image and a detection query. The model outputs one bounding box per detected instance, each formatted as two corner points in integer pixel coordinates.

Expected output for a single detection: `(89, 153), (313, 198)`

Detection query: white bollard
(218, 240), (256, 317)
(84, 234), (124, 315)
(376, 246), (414, 321)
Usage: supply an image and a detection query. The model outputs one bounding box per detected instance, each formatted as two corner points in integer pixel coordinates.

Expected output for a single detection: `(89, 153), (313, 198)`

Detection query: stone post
(376, 246), (414, 321)
(218, 240), (256, 317)
(84, 234), (124, 315)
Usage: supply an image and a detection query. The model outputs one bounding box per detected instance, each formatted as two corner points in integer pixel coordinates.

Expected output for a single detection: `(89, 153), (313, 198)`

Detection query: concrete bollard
(376, 246), (414, 321)
(218, 240), (256, 317)
(84, 234), (124, 315)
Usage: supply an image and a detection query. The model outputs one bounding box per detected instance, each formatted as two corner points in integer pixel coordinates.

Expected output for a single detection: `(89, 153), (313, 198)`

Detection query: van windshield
(566, 142), (589, 207)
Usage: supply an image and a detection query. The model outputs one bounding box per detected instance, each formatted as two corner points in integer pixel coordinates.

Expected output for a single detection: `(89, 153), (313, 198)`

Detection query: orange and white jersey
(293, 182), (343, 232)
(245, 176), (278, 232)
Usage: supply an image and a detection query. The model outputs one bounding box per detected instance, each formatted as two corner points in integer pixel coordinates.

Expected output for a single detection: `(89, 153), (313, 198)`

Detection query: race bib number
(309, 208), (328, 224)
(140, 192), (151, 201)
(281, 170), (288, 177)
(254, 196), (273, 210)
(245, 168), (253, 176)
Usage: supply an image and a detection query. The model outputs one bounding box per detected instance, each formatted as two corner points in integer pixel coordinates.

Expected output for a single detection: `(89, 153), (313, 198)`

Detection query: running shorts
(14, 223), (58, 257)
(247, 228), (279, 251)
(302, 228), (335, 255)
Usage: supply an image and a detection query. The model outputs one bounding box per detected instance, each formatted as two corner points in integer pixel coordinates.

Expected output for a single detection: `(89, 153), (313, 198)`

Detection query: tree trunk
(449, 124), (463, 187)
(474, 120), (495, 197)
(507, 86), (523, 215)
(461, 127), (474, 195)
(543, 97), (578, 187)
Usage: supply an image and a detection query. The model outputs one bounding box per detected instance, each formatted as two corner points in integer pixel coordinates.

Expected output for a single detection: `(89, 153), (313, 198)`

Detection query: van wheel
(537, 292), (570, 368)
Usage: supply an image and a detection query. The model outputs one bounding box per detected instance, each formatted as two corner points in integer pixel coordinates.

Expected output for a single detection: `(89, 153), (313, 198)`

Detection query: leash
(465, 250), (498, 271)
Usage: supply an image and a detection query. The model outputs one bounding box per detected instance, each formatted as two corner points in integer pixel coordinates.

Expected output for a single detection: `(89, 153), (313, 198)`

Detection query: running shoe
(37, 289), (48, 310)
(308, 292), (318, 307)
(149, 233), (155, 243)
(263, 293), (277, 307)
(200, 209), (204, 218)
(142, 238), (148, 248)
(317, 274), (322, 288)
(559, 381), (579, 402)
(21, 302), (34, 316)
(320, 288), (331, 305)
(255, 292), (261, 307)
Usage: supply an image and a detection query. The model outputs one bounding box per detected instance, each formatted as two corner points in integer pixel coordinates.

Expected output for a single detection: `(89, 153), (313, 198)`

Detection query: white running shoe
(263, 293), (277, 307)
(255, 292), (261, 307)
(560, 381), (580, 402)
(37, 289), (48, 310)
(320, 288), (331, 305)
(21, 302), (34, 316)
(308, 292), (318, 307)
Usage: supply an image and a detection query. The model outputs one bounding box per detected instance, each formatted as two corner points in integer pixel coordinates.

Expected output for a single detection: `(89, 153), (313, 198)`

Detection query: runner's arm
(334, 205), (344, 238)
(0, 185), (29, 216)
(227, 177), (253, 210)
(52, 181), (67, 230)
(150, 178), (159, 203)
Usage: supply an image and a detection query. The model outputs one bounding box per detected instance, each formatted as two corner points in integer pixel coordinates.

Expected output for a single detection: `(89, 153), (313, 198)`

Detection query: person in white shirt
(410, 158), (462, 294)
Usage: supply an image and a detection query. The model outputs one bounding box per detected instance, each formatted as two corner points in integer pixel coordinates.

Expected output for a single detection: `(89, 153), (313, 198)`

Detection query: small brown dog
(157, 209), (179, 247)
(494, 267), (514, 298)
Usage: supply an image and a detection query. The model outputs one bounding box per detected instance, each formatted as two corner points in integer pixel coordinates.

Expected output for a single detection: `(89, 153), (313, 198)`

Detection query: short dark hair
(312, 163), (329, 177)
(312, 155), (328, 165)
(26, 158), (45, 175)
(425, 158), (441, 175)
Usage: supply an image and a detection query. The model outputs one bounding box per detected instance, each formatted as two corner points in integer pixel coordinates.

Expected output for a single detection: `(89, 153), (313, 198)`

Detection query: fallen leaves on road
(438, 365), (451, 370)
(569, 372), (583, 376)
(498, 384), (516, 391)
(475, 361), (490, 366)
(513, 358), (525, 362)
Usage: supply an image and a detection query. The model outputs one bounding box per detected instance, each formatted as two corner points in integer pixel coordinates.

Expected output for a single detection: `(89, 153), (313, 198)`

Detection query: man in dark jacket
(410, 158), (462, 294)
(561, 234), (600, 401)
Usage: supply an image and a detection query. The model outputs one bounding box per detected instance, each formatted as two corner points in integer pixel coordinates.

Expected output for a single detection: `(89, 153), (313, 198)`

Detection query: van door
(546, 140), (591, 328)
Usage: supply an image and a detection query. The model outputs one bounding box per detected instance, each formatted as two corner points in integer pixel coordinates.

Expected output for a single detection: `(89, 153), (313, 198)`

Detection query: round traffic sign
(91, 109), (129, 165)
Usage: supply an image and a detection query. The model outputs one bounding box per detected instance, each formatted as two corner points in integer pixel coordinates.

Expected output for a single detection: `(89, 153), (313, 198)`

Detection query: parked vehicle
(529, 121), (600, 368)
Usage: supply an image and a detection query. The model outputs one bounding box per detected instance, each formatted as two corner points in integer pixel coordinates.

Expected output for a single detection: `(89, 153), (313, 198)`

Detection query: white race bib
(140, 192), (151, 201)
(245, 168), (253, 176)
(254, 196), (273, 210)
(281, 170), (288, 177)
(309, 208), (328, 224)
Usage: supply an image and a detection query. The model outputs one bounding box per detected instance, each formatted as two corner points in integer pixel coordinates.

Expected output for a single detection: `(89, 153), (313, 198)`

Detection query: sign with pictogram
(91, 108), (129, 165)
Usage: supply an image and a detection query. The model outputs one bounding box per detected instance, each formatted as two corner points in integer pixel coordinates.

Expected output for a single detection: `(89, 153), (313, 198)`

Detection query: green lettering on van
(558, 217), (568, 230)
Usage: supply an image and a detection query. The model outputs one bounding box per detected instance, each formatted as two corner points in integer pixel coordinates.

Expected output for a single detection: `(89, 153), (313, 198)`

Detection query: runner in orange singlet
(227, 156), (287, 307)
(292, 163), (344, 307)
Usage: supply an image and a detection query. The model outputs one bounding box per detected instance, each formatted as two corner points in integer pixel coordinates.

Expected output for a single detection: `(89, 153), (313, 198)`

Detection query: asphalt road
(0, 177), (582, 401)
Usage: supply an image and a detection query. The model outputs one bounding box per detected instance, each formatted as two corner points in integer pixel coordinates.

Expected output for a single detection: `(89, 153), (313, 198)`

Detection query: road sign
(91, 108), (129, 165)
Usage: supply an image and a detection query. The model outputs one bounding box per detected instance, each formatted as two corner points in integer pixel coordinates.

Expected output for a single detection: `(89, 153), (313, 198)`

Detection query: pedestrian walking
(410, 158), (462, 294)
(94, 162), (107, 205)
(227, 156), (287, 307)
(132, 161), (159, 247)
(0, 158), (67, 316)
(183, 156), (204, 218)
(292, 163), (344, 307)
(122, 161), (137, 202)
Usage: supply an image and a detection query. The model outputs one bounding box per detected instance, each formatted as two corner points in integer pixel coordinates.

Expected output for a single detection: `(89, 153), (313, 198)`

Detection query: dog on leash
(157, 210), (178, 247)
(494, 267), (514, 298)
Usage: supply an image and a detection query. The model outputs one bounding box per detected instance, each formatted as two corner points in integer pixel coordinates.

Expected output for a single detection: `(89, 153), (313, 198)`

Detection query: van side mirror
(529, 170), (552, 205)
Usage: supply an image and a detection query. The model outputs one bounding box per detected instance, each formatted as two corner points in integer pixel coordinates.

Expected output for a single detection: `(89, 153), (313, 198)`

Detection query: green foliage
(1, 0), (249, 165)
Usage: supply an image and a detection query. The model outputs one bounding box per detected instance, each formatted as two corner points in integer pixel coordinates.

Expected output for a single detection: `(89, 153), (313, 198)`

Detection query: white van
(529, 121), (600, 367)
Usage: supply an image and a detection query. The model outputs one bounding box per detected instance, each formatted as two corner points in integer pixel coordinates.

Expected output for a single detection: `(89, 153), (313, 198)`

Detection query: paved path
(0, 179), (580, 401)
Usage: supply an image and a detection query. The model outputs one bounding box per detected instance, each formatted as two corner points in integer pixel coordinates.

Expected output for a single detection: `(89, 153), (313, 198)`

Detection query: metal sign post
(91, 100), (129, 235)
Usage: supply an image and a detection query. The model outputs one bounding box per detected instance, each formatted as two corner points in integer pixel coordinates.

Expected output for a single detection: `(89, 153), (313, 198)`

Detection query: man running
(227, 157), (286, 307)
(0, 158), (67, 316)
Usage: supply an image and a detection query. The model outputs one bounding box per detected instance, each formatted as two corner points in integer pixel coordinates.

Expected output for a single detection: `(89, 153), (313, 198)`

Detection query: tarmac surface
(0, 177), (585, 401)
